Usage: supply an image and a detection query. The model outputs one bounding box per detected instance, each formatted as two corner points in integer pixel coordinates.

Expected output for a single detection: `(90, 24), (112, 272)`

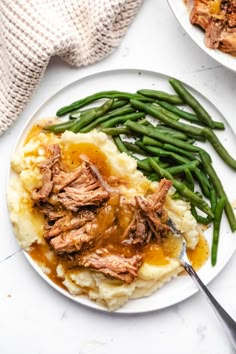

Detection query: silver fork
(179, 237), (236, 350)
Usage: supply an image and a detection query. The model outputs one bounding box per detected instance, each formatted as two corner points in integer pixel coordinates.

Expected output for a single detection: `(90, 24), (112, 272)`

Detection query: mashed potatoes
(8, 125), (201, 311)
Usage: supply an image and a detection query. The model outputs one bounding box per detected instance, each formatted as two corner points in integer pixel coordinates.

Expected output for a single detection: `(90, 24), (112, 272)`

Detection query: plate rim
(9, 67), (236, 314)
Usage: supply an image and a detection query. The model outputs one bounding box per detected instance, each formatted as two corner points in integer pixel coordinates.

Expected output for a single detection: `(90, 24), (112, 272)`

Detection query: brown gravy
(29, 232), (209, 289)
(27, 128), (209, 289)
(187, 234), (209, 271)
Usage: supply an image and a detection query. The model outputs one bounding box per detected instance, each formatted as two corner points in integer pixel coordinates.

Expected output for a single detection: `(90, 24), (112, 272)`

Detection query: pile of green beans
(43, 78), (236, 266)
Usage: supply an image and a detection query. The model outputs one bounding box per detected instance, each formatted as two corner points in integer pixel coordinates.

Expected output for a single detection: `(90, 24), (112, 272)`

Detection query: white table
(1, 1), (236, 353)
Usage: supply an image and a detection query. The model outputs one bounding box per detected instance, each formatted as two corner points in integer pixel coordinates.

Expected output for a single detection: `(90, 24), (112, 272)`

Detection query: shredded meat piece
(32, 146), (109, 210)
(44, 210), (96, 239)
(58, 187), (109, 211)
(205, 17), (225, 48)
(53, 168), (85, 193)
(190, 0), (211, 30)
(78, 249), (143, 284)
(37, 203), (66, 221)
(190, 0), (236, 55)
(227, 12), (236, 26)
(150, 178), (173, 207)
(50, 225), (95, 254)
(31, 145), (60, 201)
(123, 179), (172, 245)
(56, 161), (109, 211)
(218, 26), (236, 54)
(121, 208), (153, 245)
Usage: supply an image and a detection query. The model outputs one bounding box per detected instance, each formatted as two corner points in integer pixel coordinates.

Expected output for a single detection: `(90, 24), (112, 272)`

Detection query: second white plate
(168, 0), (236, 72)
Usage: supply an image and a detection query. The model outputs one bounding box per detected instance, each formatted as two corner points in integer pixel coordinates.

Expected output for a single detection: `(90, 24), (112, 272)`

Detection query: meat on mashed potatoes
(8, 123), (204, 311)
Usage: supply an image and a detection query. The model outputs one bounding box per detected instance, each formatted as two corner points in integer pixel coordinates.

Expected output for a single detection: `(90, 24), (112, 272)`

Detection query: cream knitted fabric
(0, 0), (142, 134)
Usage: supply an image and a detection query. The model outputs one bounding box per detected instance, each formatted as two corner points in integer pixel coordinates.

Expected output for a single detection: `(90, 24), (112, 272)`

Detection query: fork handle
(183, 262), (236, 350)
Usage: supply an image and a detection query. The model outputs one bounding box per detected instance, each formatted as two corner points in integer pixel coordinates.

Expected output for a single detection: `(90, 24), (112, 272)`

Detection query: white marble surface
(1, 1), (236, 353)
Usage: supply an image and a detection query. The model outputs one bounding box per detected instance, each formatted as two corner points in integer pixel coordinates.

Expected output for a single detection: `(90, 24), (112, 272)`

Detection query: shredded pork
(122, 179), (172, 245)
(78, 249), (143, 284)
(32, 144), (175, 284)
(190, 0), (236, 55)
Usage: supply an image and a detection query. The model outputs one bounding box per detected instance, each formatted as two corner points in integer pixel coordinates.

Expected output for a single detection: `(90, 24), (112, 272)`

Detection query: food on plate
(8, 78), (236, 310)
(8, 127), (207, 310)
(187, 0), (236, 55)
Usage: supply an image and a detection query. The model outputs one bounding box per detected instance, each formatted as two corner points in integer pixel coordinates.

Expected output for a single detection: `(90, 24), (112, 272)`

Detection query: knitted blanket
(0, 0), (142, 134)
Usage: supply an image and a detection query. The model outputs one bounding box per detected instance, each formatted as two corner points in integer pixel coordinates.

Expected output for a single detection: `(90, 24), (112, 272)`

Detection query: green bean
(69, 99), (128, 119)
(125, 121), (200, 152)
(199, 147), (212, 163)
(138, 119), (153, 126)
(135, 140), (149, 149)
(137, 89), (184, 105)
(156, 107), (181, 121)
(203, 121), (225, 130)
(166, 160), (199, 175)
(184, 169), (195, 191)
(43, 120), (75, 134)
(159, 161), (170, 169)
(154, 131), (189, 142)
(101, 127), (131, 136)
(197, 148), (212, 164)
(172, 192), (181, 200)
(211, 196), (227, 266)
(100, 112), (145, 129)
(169, 78), (214, 128)
(155, 100), (225, 130)
(195, 191), (203, 199)
(193, 169), (211, 198)
(142, 136), (164, 148)
(149, 159), (214, 217)
(143, 137), (197, 160)
(123, 141), (148, 155)
(156, 132), (190, 142)
(140, 144), (191, 165)
(154, 125), (189, 140)
(155, 100), (199, 121)
(147, 173), (159, 182)
(113, 136), (130, 155)
(203, 128), (236, 170)
(185, 132), (207, 142)
(80, 105), (135, 133)
(69, 107), (95, 119)
(150, 106), (180, 121)
(46, 100), (115, 134)
(200, 150), (236, 231)
(141, 134), (210, 197)
(136, 157), (161, 172)
(162, 143), (197, 160)
(141, 143), (206, 192)
(210, 184), (217, 213)
(191, 206), (213, 225)
(56, 91), (154, 116)
(109, 99), (129, 110)
(129, 99), (204, 137)
(141, 144), (209, 192)
(136, 158), (155, 172)
(186, 139), (196, 144)
(70, 99), (114, 133)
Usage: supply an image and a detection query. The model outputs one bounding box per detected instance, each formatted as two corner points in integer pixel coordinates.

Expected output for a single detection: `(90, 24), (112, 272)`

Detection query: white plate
(168, 0), (236, 72)
(10, 68), (236, 313)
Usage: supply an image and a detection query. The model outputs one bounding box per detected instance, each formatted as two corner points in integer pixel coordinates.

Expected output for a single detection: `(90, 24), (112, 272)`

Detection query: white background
(1, 1), (236, 353)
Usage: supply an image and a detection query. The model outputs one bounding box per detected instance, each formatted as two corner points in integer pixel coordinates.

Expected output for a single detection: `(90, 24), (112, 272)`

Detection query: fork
(179, 237), (236, 350)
